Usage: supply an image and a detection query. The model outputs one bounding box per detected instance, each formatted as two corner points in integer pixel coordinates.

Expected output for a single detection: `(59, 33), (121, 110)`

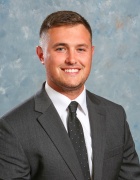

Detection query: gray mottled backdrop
(0, 0), (140, 158)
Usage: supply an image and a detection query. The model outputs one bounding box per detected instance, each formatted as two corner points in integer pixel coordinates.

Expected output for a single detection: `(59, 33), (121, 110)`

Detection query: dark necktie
(68, 101), (91, 180)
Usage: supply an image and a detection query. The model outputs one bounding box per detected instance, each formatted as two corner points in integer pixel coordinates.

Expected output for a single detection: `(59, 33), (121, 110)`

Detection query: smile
(64, 69), (79, 73)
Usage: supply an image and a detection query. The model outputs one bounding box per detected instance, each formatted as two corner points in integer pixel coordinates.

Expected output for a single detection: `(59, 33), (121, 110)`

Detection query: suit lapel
(87, 91), (106, 180)
(34, 84), (106, 180)
(34, 84), (84, 180)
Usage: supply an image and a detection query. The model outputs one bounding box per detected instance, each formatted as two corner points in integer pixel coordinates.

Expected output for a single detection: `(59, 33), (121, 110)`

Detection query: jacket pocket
(104, 145), (124, 160)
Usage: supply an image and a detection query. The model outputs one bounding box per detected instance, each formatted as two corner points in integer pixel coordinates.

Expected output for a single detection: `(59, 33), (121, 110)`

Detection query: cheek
(81, 55), (92, 68)
(82, 59), (92, 77)
(46, 53), (64, 66)
(44, 58), (60, 76)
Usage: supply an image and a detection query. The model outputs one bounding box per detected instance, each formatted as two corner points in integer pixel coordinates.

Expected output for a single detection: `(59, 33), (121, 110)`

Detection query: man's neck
(47, 82), (85, 100)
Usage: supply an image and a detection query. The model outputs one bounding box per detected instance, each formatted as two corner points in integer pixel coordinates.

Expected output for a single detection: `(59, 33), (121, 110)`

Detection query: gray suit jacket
(0, 83), (140, 180)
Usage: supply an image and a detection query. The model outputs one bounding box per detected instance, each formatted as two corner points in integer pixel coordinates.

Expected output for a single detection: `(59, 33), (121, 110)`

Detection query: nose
(65, 49), (77, 64)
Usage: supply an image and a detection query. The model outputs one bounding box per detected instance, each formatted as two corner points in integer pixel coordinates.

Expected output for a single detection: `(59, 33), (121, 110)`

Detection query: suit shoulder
(86, 90), (124, 110)
(0, 94), (35, 121)
(86, 90), (127, 129)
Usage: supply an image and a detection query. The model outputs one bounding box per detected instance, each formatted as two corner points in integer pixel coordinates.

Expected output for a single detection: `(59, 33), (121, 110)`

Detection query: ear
(92, 45), (95, 55)
(36, 46), (44, 64)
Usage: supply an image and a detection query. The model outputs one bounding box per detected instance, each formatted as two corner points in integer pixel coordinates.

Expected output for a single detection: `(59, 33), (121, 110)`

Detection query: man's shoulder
(86, 90), (124, 110)
(0, 82), (48, 120)
(86, 90), (126, 126)
(1, 94), (35, 120)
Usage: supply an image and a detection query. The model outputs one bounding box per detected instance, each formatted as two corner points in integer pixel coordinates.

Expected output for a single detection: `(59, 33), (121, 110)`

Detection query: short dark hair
(40, 10), (92, 39)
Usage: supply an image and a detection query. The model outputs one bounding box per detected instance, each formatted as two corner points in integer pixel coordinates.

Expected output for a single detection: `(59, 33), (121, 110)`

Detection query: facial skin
(36, 24), (94, 99)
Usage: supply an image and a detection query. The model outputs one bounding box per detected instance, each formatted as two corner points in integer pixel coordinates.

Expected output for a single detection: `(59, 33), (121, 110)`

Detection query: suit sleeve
(0, 118), (31, 180)
(118, 108), (140, 179)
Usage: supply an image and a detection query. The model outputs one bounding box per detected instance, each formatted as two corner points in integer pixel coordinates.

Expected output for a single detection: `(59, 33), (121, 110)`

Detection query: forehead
(46, 24), (92, 41)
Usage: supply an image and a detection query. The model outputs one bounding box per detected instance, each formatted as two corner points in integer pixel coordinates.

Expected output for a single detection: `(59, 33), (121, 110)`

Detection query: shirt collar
(45, 82), (88, 117)
(74, 89), (88, 115)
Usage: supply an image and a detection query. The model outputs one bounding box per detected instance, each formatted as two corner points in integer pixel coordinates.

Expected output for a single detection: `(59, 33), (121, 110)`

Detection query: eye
(56, 47), (66, 52)
(77, 48), (86, 52)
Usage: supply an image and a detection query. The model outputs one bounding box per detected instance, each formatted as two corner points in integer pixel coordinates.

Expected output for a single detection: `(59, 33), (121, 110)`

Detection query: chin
(60, 83), (84, 91)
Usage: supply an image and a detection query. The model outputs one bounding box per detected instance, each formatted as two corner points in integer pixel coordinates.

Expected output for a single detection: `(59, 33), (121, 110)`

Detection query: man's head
(36, 11), (94, 99)
(39, 10), (92, 41)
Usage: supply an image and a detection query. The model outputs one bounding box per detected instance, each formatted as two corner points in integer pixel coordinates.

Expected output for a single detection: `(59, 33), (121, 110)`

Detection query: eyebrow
(77, 44), (89, 48)
(52, 43), (67, 48)
(52, 43), (89, 48)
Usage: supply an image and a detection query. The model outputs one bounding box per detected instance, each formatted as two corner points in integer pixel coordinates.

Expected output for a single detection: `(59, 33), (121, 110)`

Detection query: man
(0, 10), (140, 180)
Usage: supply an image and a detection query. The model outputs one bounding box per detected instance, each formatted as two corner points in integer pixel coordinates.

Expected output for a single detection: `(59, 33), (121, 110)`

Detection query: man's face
(37, 24), (94, 95)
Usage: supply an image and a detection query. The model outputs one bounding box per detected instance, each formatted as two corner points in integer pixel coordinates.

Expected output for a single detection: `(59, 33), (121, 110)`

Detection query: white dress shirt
(45, 82), (93, 176)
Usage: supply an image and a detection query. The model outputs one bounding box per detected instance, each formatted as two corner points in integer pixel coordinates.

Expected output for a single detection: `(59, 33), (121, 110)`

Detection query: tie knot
(68, 101), (78, 113)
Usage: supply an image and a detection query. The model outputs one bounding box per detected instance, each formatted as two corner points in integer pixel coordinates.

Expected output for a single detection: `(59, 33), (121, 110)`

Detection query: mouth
(61, 66), (81, 73)
(64, 69), (79, 73)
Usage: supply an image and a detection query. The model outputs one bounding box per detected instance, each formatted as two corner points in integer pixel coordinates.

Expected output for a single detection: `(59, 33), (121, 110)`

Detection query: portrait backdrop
(0, 0), (140, 158)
